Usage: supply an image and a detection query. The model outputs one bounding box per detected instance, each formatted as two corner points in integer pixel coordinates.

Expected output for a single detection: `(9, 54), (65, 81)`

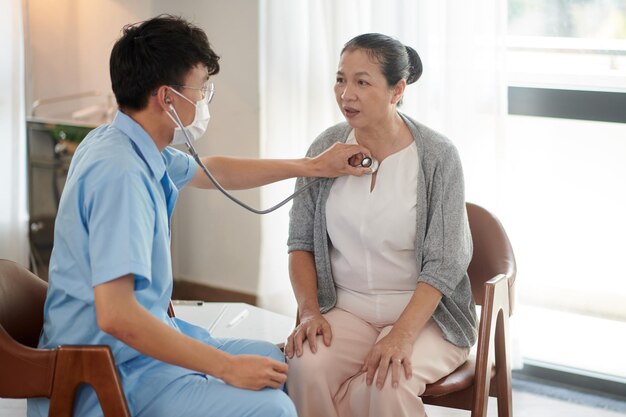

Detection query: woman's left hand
(362, 331), (413, 389)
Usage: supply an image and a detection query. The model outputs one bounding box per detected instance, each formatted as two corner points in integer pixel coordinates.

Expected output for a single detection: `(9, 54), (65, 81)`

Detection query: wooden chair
(422, 202), (517, 417)
(0, 259), (131, 417)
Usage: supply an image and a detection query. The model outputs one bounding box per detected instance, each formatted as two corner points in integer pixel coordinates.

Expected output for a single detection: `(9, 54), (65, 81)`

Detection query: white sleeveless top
(326, 130), (419, 326)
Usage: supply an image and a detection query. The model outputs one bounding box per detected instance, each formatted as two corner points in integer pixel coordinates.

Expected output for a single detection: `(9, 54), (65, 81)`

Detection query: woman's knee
(288, 341), (336, 378)
(350, 371), (420, 404)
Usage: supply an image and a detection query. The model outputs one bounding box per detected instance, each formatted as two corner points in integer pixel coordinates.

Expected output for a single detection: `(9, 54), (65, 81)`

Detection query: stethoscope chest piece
(360, 156), (379, 174)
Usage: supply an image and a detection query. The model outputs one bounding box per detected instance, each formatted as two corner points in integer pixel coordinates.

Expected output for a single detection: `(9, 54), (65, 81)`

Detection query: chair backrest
(0, 259), (48, 348)
(0, 259), (57, 398)
(466, 203), (516, 312)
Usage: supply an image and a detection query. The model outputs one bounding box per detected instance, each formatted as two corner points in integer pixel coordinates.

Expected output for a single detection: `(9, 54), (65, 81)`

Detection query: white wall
(0, 0), (29, 266)
(26, 0), (264, 297)
(152, 0), (262, 296)
(25, 0), (153, 111)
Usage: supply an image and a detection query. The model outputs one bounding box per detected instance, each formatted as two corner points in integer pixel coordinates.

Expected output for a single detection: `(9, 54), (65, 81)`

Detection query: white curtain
(0, 0), (29, 265)
(258, 0), (507, 320)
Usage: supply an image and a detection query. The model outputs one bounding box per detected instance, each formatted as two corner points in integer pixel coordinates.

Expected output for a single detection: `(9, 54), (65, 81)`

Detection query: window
(503, 0), (626, 386)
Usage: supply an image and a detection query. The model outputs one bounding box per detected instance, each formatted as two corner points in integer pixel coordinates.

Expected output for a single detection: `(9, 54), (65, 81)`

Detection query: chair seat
(422, 356), (495, 397)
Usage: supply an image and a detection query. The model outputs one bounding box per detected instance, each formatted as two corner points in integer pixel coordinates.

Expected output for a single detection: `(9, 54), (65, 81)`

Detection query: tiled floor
(2, 390), (625, 417)
(427, 392), (626, 417)
(0, 399), (26, 417)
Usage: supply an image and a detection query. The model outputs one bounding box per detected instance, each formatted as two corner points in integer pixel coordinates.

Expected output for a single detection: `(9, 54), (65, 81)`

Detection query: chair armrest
(0, 327), (56, 397)
(472, 273), (512, 415)
(49, 345), (131, 417)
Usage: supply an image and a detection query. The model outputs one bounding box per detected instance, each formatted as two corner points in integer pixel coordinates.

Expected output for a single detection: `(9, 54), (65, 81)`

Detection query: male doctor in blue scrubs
(27, 15), (369, 417)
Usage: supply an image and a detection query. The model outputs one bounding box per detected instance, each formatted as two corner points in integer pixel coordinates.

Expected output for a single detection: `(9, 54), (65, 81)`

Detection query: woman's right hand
(220, 354), (288, 390)
(284, 313), (333, 358)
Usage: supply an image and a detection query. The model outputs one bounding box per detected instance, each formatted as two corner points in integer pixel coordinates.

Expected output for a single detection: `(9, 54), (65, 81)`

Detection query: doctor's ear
(153, 85), (174, 110)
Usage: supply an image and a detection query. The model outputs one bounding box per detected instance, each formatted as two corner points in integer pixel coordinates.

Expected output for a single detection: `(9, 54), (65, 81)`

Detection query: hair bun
(405, 46), (423, 84)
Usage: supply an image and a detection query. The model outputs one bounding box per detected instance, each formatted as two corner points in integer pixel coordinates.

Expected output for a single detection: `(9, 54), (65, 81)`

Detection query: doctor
(27, 14), (369, 417)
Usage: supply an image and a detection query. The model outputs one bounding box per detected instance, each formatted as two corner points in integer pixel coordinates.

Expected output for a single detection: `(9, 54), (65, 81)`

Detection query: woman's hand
(362, 330), (413, 389)
(284, 313), (332, 358)
(220, 354), (288, 390)
(311, 142), (372, 177)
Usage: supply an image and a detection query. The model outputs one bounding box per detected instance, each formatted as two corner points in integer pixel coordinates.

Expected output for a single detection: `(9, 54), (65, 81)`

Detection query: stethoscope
(169, 106), (378, 215)
(349, 154), (379, 173)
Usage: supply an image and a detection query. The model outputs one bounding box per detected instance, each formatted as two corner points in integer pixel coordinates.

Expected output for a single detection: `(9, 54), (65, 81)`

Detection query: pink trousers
(287, 308), (469, 417)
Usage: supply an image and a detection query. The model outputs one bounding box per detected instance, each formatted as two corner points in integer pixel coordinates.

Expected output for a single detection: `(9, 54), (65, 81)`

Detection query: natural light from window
(504, 0), (626, 381)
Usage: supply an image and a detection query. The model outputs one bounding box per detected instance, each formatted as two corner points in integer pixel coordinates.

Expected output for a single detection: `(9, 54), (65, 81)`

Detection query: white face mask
(166, 87), (210, 145)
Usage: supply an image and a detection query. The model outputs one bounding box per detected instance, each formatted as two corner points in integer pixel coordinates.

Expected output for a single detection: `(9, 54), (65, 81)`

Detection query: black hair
(341, 33), (422, 87)
(110, 14), (220, 111)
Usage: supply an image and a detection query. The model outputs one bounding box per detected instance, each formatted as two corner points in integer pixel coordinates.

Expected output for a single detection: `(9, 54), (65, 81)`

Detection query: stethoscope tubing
(170, 106), (321, 214)
(187, 144), (322, 214)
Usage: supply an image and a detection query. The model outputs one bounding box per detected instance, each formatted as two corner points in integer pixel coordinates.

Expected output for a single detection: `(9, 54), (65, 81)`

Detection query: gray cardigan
(287, 113), (477, 348)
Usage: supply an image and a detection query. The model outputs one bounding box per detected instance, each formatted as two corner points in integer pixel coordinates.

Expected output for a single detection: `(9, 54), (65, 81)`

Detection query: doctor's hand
(362, 330), (413, 390)
(221, 354), (288, 390)
(311, 142), (372, 177)
(284, 312), (332, 359)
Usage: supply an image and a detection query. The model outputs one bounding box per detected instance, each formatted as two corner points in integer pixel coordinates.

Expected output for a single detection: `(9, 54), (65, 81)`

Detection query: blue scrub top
(34, 110), (201, 412)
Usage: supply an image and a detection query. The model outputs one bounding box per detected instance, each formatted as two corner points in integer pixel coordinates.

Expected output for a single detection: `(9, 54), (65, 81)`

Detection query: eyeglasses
(170, 82), (215, 104)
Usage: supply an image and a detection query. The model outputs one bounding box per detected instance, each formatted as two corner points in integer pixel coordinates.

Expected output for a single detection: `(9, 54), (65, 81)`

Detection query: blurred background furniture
(27, 92), (114, 280)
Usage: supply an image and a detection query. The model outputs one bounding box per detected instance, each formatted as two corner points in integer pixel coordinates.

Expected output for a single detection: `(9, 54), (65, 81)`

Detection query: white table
(172, 301), (295, 348)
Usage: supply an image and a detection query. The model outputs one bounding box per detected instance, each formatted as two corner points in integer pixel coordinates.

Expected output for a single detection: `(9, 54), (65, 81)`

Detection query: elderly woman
(284, 33), (478, 417)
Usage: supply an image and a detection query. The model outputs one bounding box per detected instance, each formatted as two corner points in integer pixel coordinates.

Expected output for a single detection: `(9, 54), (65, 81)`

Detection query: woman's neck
(354, 113), (411, 160)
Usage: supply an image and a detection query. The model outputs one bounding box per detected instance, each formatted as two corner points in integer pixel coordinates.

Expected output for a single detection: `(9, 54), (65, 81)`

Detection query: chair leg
(495, 312), (512, 417)
(497, 386), (513, 417)
(48, 380), (76, 417)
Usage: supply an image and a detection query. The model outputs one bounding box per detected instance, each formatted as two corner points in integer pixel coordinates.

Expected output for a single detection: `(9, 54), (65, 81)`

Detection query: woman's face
(334, 49), (399, 129)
